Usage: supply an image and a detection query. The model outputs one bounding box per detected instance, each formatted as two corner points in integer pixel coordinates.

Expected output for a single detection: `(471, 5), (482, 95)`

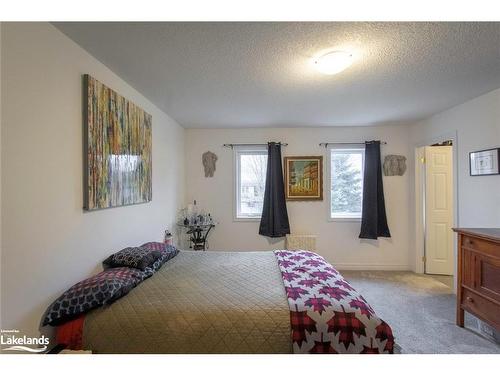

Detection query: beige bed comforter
(82, 251), (292, 353)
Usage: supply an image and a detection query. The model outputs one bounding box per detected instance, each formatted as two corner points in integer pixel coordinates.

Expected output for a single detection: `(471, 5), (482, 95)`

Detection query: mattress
(82, 251), (293, 353)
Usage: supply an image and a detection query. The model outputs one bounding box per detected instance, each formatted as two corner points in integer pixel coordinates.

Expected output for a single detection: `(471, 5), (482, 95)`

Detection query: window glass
(330, 148), (364, 219)
(236, 149), (267, 219)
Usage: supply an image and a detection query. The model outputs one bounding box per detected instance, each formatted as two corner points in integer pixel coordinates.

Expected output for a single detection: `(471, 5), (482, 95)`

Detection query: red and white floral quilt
(274, 250), (394, 354)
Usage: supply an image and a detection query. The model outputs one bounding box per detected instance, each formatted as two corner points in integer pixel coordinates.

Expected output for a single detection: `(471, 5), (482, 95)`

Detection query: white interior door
(425, 146), (454, 275)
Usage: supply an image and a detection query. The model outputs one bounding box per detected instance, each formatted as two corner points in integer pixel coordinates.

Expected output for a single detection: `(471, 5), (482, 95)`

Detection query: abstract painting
(83, 75), (152, 210)
(284, 156), (323, 200)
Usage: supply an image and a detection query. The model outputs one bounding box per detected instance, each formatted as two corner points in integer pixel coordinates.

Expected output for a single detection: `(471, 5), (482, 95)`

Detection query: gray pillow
(42, 267), (144, 326)
(103, 247), (162, 271)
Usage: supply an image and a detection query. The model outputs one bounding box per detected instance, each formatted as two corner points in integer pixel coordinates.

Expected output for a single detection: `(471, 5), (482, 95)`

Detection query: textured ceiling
(55, 22), (500, 128)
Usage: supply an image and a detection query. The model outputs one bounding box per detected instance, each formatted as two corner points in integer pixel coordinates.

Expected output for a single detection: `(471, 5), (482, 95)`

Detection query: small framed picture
(284, 156), (323, 200)
(469, 148), (500, 176)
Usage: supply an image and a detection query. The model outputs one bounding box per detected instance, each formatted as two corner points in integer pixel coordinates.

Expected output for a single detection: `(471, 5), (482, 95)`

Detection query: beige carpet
(341, 271), (500, 354)
(428, 274), (454, 289)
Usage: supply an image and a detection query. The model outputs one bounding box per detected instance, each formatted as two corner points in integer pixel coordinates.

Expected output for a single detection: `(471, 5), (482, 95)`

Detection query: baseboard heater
(285, 234), (317, 252)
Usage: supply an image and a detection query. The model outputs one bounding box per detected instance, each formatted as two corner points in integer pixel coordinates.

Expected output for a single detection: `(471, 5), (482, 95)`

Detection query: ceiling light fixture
(313, 51), (354, 75)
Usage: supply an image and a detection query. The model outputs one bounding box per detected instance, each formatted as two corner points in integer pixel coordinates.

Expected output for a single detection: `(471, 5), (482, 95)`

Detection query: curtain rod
(319, 141), (387, 148)
(223, 142), (288, 149)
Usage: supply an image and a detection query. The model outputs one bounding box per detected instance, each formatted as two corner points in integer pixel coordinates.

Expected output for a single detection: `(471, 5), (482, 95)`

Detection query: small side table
(177, 223), (216, 251)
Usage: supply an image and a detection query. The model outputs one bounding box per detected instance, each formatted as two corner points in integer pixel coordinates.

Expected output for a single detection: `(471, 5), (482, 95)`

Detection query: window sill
(328, 217), (362, 222)
(233, 217), (262, 222)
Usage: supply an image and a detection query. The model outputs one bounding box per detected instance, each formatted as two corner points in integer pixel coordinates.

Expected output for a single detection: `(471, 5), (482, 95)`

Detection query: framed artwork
(284, 156), (323, 200)
(83, 74), (152, 210)
(469, 148), (500, 176)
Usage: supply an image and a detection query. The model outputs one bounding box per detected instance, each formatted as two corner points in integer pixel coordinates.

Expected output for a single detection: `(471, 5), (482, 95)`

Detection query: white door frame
(414, 131), (459, 287)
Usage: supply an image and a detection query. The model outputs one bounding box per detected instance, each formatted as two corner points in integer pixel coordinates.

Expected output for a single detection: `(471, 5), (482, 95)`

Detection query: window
(234, 147), (268, 220)
(329, 146), (365, 220)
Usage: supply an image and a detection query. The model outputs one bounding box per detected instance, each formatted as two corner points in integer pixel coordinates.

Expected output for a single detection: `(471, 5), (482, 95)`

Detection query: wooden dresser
(453, 228), (500, 331)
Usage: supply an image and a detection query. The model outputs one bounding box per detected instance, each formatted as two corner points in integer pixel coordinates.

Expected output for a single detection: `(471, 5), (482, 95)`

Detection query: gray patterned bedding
(82, 251), (293, 353)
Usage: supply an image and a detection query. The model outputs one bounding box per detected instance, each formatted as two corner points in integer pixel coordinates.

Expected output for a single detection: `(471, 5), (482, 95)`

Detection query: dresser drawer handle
(466, 239), (473, 246)
(466, 296), (474, 303)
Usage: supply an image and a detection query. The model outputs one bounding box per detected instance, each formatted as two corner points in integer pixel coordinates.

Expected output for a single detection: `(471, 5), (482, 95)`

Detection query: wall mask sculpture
(202, 151), (218, 177)
(383, 155), (407, 176)
(83, 74), (152, 210)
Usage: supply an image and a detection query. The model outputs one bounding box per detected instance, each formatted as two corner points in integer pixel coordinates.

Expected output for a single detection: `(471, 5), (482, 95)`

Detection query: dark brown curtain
(359, 141), (391, 239)
(259, 142), (290, 238)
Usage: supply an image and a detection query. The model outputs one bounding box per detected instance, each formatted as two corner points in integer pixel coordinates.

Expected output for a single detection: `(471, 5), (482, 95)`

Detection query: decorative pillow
(140, 242), (175, 253)
(140, 242), (179, 275)
(103, 246), (162, 271)
(42, 267), (143, 326)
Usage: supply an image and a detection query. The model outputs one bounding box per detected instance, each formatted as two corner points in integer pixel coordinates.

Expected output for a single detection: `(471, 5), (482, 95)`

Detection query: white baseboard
(333, 263), (411, 271)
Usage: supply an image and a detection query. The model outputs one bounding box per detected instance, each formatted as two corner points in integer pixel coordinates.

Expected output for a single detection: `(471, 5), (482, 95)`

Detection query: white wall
(408, 88), (500, 273)
(0, 22), (3, 329)
(185, 125), (412, 270)
(1, 23), (185, 338)
(410, 88), (500, 228)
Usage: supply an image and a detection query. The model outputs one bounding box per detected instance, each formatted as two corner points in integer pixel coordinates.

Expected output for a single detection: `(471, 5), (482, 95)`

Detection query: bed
(54, 250), (394, 354)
